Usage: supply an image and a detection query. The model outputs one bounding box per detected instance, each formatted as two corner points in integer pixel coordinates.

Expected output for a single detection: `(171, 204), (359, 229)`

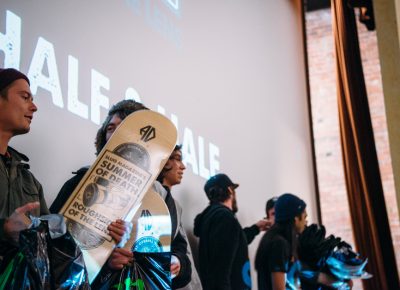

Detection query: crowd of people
(0, 68), (360, 289)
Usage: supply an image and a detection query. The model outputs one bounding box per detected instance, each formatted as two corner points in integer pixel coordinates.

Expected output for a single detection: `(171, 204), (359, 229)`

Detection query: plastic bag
(298, 224), (371, 290)
(94, 251), (171, 290)
(0, 221), (90, 290)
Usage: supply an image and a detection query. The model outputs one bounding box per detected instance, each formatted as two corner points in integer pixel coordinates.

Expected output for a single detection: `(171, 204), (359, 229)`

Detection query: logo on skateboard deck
(133, 236), (162, 253)
(140, 209), (153, 231)
(140, 125), (156, 142)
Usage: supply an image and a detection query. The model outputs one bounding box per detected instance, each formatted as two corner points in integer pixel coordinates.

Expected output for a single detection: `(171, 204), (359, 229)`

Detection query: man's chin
(15, 127), (30, 135)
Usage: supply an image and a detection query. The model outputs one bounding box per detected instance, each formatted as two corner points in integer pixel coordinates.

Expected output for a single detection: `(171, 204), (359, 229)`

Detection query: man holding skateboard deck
(51, 99), (194, 287)
(50, 100), (147, 275)
(0, 68), (49, 255)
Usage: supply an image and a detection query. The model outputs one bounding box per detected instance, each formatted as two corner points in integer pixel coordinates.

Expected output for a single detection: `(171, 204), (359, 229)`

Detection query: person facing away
(193, 173), (270, 290)
(156, 145), (203, 289)
(0, 68), (49, 262)
(255, 193), (308, 290)
(50, 99), (193, 288)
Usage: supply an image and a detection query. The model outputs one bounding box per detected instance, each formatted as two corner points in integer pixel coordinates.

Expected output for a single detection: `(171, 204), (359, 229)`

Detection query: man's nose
(31, 101), (38, 112)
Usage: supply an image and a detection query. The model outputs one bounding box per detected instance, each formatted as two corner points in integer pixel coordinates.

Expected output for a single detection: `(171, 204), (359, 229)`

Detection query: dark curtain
(331, 0), (400, 289)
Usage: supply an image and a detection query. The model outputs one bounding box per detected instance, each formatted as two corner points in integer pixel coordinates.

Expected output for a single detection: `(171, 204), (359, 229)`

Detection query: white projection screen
(0, 0), (317, 288)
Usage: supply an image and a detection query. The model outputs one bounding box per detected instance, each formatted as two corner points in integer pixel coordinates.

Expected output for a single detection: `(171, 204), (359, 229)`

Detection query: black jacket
(194, 203), (254, 290)
(163, 186), (192, 288)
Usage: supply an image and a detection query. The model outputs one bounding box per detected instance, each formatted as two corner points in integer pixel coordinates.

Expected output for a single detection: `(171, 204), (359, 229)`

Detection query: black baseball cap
(204, 173), (239, 195)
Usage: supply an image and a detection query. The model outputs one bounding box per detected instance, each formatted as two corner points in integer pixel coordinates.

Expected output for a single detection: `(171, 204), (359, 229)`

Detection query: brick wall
(306, 8), (400, 289)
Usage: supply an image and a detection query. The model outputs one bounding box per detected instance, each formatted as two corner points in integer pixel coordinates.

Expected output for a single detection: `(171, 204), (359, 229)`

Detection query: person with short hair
(194, 173), (270, 290)
(255, 193), (308, 290)
(0, 68), (49, 260)
(157, 145), (202, 289)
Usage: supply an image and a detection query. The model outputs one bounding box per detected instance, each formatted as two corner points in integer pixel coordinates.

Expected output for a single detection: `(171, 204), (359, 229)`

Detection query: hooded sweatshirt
(194, 203), (252, 290)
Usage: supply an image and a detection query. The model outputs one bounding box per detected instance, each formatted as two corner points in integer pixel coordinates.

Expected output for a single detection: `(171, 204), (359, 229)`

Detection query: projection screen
(0, 0), (317, 288)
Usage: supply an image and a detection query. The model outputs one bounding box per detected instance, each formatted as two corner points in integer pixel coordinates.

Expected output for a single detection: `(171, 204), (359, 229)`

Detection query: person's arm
(171, 227), (192, 288)
(271, 272), (286, 290)
(243, 224), (260, 244)
(317, 272), (353, 289)
(106, 248), (134, 270)
(3, 202), (39, 243)
(107, 219), (132, 246)
(243, 219), (271, 244)
(91, 220), (134, 287)
(90, 248), (134, 290)
(105, 219), (133, 270)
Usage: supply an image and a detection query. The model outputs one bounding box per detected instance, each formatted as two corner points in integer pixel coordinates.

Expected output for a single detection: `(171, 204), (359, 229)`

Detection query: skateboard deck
(60, 110), (177, 282)
(125, 188), (171, 253)
(100, 189), (172, 289)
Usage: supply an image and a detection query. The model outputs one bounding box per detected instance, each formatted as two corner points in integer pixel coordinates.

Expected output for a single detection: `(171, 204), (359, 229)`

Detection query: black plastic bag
(298, 224), (371, 290)
(94, 252), (171, 290)
(0, 221), (90, 290)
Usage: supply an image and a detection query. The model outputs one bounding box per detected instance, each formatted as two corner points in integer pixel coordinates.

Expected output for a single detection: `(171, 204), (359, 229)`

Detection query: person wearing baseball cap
(0, 68), (49, 250)
(194, 173), (271, 290)
(255, 193), (308, 290)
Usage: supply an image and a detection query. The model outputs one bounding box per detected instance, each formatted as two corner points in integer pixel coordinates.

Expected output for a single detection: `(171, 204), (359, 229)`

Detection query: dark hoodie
(194, 203), (252, 290)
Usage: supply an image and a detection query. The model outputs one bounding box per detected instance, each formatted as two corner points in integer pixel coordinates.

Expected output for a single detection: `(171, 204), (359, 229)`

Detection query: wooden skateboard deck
(60, 110), (177, 282)
(124, 188), (171, 254)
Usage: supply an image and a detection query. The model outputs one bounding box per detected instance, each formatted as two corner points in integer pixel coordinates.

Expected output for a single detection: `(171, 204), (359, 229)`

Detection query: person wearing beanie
(194, 173), (271, 290)
(255, 193), (308, 290)
(0, 68), (49, 257)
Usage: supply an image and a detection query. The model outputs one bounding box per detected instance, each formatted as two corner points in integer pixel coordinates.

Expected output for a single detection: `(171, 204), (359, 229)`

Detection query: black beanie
(275, 193), (306, 222)
(0, 68), (30, 92)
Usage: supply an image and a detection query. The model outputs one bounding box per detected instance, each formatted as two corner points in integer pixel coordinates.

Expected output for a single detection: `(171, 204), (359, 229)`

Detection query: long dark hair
(94, 100), (148, 155)
(268, 215), (302, 260)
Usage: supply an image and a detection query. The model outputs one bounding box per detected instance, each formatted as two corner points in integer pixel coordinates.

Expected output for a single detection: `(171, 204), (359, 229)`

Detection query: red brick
(306, 8), (400, 288)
